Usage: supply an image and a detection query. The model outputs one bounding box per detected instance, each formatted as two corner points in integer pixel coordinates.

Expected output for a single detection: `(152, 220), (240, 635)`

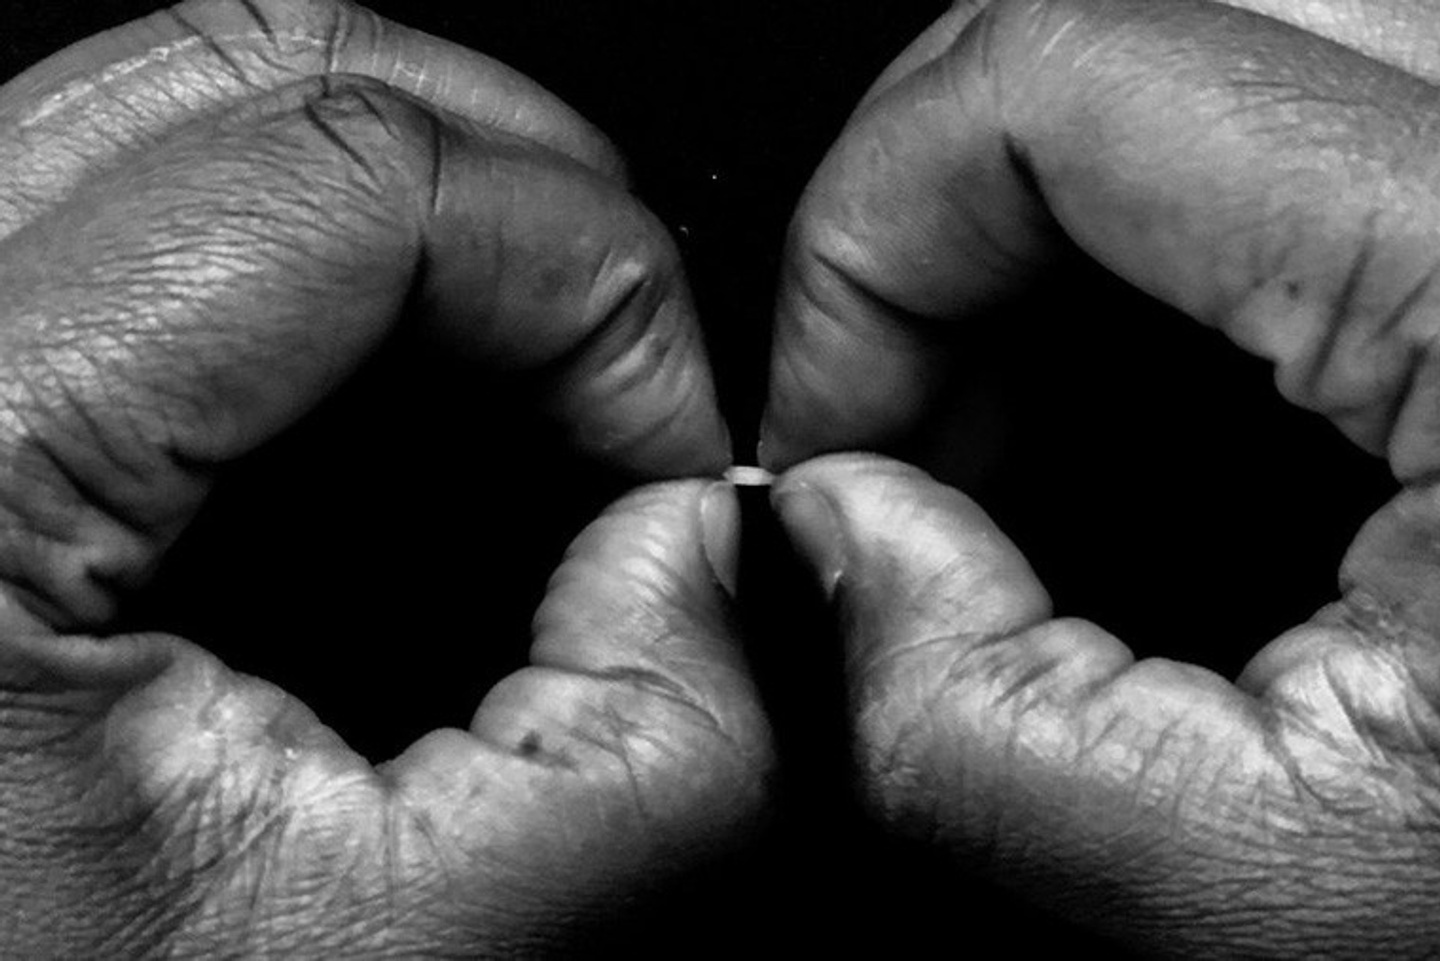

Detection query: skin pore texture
(761, 0), (1440, 955)
(0, 0), (768, 955)
(3, 0), (1440, 957)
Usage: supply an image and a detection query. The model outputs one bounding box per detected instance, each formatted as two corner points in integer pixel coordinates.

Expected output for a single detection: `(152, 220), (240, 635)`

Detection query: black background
(0, 2), (1400, 956)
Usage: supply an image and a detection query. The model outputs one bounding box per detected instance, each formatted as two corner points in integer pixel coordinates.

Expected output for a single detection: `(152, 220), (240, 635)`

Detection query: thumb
(772, 453), (1062, 706)
(770, 454), (1105, 808)
(0, 481), (771, 956)
(773, 454), (1440, 955)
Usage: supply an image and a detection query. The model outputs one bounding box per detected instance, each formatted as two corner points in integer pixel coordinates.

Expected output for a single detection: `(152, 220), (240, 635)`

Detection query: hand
(0, 0), (770, 955)
(765, 0), (1440, 955)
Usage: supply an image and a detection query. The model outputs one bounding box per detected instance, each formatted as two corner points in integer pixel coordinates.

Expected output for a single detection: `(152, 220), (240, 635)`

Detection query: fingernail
(773, 481), (848, 599)
(700, 481), (741, 598)
(757, 418), (796, 472)
(756, 427), (774, 471)
(751, 433), (767, 471)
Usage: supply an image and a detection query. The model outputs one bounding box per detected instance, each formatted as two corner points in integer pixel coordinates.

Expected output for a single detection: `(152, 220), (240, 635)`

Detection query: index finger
(0, 0), (627, 238)
(0, 75), (727, 627)
(761, 0), (1440, 482)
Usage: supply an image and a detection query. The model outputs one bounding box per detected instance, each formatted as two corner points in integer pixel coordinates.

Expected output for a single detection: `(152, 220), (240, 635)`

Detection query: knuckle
(232, 73), (445, 212)
(537, 222), (687, 381)
(1258, 626), (1440, 825)
(850, 620), (1107, 823)
(849, 637), (958, 816)
(293, 73), (433, 166)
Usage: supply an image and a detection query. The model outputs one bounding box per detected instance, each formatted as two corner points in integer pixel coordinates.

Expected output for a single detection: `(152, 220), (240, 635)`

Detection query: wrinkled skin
(765, 0), (1440, 956)
(0, 0), (770, 955)
(11, 0), (1440, 956)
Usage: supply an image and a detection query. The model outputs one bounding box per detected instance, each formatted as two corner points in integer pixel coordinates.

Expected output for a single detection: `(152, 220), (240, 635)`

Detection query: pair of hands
(3, 0), (1440, 955)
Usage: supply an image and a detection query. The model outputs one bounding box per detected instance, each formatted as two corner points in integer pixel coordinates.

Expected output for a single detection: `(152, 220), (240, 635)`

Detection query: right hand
(764, 0), (1440, 955)
(0, 1), (769, 956)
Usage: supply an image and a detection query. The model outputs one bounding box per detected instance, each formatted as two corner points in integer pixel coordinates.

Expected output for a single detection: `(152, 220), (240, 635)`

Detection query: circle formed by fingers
(764, 0), (1440, 955)
(0, 4), (759, 956)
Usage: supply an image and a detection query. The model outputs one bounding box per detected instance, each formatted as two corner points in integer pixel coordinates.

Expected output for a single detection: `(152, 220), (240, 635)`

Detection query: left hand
(762, 0), (1440, 954)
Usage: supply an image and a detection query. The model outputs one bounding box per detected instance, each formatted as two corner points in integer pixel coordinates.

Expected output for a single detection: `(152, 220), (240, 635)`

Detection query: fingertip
(699, 480), (741, 599)
(771, 476), (849, 601)
(467, 478), (770, 849)
(770, 453), (954, 598)
(612, 384), (733, 480)
(770, 451), (945, 521)
(762, 243), (947, 471)
(757, 385), (909, 474)
(656, 381), (733, 478)
(535, 218), (732, 480)
(756, 412), (811, 473)
(423, 142), (731, 479)
(530, 479), (749, 678)
(581, 384), (732, 481)
(772, 453), (1051, 664)
(850, 0), (989, 114)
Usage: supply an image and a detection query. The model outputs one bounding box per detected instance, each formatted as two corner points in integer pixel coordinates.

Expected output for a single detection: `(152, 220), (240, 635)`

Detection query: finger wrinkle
(541, 657), (744, 759)
(231, 0), (278, 46)
(1288, 621), (1440, 771)
(420, 100), (446, 217)
(300, 98), (380, 185)
(18, 26), (331, 132)
(523, 249), (651, 375)
(1373, 262), (1440, 345)
(1266, 712), (1388, 821)
(16, 39), (221, 130)
(1, 0), (624, 245)
(807, 243), (950, 339)
(1257, 682), (1428, 824)
(582, 321), (691, 424)
(1298, 215), (1381, 404)
(168, 10), (262, 91)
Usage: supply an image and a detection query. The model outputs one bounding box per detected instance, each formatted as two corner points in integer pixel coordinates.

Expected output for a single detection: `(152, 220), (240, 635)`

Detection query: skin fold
(0, 0), (769, 955)
(764, 0), (1440, 955)
(6, 0), (1440, 956)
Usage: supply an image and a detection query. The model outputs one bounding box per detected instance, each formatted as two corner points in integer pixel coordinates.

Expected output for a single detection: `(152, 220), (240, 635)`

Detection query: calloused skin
(765, 0), (1440, 956)
(0, 0), (770, 955)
